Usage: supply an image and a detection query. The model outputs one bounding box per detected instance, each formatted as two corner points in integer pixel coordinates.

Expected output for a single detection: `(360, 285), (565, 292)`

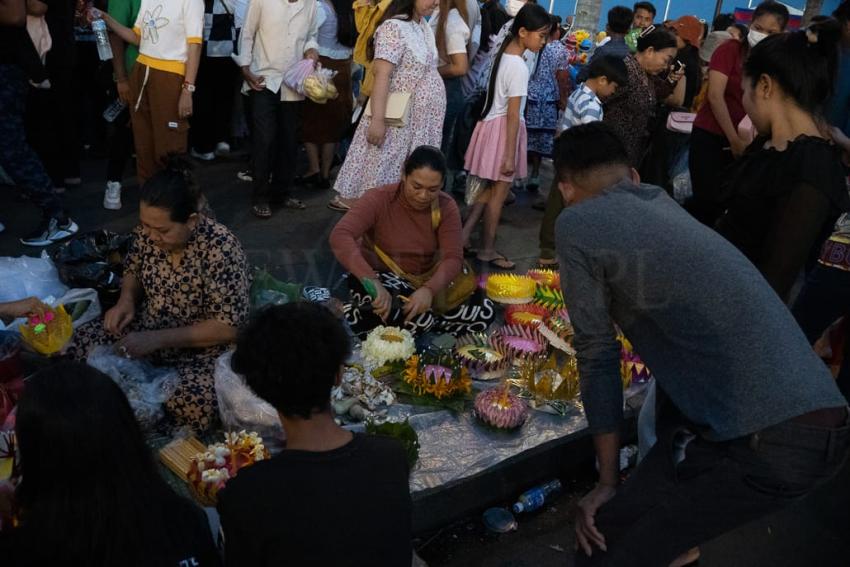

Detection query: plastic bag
(303, 66), (338, 104)
(0, 252), (68, 303)
(250, 269), (302, 309)
(282, 58), (316, 95)
(51, 230), (131, 309)
(214, 351), (285, 451)
(87, 345), (180, 432)
(465, 175), (489, 206)
(19, 304), (74, 355)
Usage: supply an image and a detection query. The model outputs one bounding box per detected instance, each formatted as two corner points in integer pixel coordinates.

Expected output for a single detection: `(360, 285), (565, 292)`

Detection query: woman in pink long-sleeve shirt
(330, 146), (495, 337)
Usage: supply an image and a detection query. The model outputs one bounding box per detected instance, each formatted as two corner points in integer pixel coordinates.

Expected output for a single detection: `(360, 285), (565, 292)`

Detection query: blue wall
(547, 0), (843, 30)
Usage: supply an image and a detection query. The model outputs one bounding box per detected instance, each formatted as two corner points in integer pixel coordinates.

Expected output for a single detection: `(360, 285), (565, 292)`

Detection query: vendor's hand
(575, 483), (616, 558)
(114, 330), (163, 359)
(367, 118), (387, 147)
(178, 90), (193, 119)
(104, 300), (135, 336)
(242, 68), (266, 91)
(403, 287), (432, 323)
(730, 135), (748, 158)
(500, 155), (515, 178)
(0, 296), (47, 320)
(668, 63), (685, 84)
(304, 48), (319, 62)
(370, 281), (392, 321)
(116, 78), (132, 105)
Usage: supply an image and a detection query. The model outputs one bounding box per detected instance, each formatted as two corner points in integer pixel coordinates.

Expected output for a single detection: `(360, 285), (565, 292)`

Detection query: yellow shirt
(353, 0), (392, 96)
(132, 0), (204, 76)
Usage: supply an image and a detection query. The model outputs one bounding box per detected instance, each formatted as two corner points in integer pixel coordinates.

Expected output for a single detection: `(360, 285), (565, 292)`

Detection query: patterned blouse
(126, 216), (251, 337)
(603, 54), (674, 167)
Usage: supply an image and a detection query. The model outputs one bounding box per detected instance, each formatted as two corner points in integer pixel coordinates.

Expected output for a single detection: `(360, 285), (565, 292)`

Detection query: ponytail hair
(139, 155), (202, 223)
(480, 2), (550, 119)
(744, 18), (841, 117)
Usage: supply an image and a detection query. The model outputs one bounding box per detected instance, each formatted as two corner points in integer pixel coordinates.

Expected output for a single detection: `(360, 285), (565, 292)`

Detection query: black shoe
(299, 172), (321, 187)
(20, 216), (79, 246)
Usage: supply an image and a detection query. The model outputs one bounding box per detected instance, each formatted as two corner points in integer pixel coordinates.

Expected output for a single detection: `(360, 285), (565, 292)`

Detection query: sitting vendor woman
(69, 161), (251, 432)
(330, 146), (494, 338)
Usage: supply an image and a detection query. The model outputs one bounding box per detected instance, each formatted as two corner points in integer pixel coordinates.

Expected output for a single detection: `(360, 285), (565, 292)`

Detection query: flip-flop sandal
(478, 255), (516, 271)
(535, 260), (559, 270)
(251, 204), (272, 219)
(327, 198), (351, 212)
(282, 197), (306, 210)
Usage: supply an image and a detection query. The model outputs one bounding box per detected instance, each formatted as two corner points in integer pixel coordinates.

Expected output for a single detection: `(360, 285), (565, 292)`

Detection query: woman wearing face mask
(602, 27), (683, 167)
(687, 1), (788, 226)
(330, 146), (495, 337)
(716, 18), (849, 302)
(68, 159), (251, 433)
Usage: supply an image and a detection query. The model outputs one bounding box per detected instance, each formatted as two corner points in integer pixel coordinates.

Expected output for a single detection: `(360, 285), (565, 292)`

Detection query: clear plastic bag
(214, 351), (285, 451)
(87, 345), (180, 432)
(282, 58), (316, 95)
(0, 252), (68, 303)
(303, 66), (338, 104)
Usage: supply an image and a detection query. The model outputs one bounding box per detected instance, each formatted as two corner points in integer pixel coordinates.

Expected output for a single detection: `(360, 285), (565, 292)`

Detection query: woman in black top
(716, 19), (850, 301)
(2, 363), (220, 567)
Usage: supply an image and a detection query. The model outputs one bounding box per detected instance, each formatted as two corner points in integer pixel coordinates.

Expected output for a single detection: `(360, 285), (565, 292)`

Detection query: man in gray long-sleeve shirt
(554, 123), (850, 567)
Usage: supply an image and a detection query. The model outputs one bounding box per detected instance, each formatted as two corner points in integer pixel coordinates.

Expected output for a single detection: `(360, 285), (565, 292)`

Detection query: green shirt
(110, 0), (142, 74)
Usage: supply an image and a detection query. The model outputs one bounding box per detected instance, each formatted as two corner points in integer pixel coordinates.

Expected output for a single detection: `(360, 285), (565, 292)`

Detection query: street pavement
(2, 154), (849, 566)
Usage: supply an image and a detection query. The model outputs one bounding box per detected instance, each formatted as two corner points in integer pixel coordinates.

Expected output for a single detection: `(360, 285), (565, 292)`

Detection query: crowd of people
(2, 0), (850, 564)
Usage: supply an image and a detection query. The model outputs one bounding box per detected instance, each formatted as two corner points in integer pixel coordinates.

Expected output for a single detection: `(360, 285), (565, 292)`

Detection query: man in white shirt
(234, 0), (319, 217)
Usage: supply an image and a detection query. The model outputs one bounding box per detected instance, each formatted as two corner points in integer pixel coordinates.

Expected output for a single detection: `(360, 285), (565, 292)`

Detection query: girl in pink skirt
(460, 3), (551, 270)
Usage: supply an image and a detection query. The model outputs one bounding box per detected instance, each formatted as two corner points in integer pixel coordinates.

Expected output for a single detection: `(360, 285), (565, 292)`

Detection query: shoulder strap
(431, 197), (441, 231)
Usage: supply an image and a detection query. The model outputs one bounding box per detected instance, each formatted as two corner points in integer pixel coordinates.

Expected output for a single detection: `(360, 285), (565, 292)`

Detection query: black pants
(250, 89), (300, 206)
(190, 53), (238, 153)
(686, 127), (734, 227)
(792, 263), (850, 401)
(105, 108), (134, 183)
(576, 406), (850, 566)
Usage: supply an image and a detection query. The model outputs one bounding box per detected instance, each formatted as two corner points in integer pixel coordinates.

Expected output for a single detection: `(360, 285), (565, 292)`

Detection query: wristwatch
(182, 82), (196, 93)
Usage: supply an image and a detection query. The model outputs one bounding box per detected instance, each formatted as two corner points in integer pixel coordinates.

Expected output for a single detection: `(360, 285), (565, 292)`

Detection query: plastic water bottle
(512, 479), (562, 514)
(92, 19), (113, 61)
(103, 99), (127, 122)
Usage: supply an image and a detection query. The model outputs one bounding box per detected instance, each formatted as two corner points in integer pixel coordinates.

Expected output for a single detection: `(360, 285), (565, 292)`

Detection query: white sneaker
(215, 142), (231, 156)
(191, 148), (216, 161)
(20, 217), (79, 246)
(104, 181), (122, 210)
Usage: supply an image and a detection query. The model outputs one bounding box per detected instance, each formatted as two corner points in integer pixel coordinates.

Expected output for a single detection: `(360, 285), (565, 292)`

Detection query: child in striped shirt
(558, 55), (628, 132)
(538, 54), (628, 269)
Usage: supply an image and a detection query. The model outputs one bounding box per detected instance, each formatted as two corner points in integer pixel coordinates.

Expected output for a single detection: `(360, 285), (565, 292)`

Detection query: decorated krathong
(526, 268), (560, 289)
(538, 309), (575, 354)
(403, 350), (472, 401)
(331, 363), (396, 422)
(509, 353), (581, 404)
(19, 305), (73, 355)
(485, 274), (537, 304)
(533, 285), (565, 311)
(473, 382), (528, 430)
(187, 430), (269, 505)
(454, 333), (510, 380)
(619, 335), (651, 388)
(361, 326), (416, 366)
(498, 325), (548, 361)
(504, 303), (549, 328)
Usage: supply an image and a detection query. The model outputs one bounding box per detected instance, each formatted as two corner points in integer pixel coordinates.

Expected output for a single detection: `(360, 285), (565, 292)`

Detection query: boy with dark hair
(218, 302), (413, 566)
(577, 6), (632, 82)
(537, 56), (626, 268)
(553, 122), (849, 566)
(632, 1), (655, 29)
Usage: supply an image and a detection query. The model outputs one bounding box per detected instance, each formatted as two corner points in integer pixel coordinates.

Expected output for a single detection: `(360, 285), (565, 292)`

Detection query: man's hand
(403, 287), (432, 323)
(0, 296), (47, 320)
(114, 330), (163, 359)
(104, 299), (135, 336)
(242, 67), (265, 91)
(575, 483), (616, 558)
(116, 78), (132, 105)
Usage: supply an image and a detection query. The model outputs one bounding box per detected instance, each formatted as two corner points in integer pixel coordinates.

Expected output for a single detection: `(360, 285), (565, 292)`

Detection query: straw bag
(365, 92), (412, 127)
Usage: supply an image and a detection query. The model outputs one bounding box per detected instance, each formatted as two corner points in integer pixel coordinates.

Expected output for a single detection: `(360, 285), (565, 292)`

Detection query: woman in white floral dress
(329, 0), (446, 210)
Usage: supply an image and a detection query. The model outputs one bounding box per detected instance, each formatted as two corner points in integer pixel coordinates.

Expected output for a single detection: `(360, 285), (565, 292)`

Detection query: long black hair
(14, 363), (209, 566)
(329, 0), (357, 48)
(479, 0), (510, 54)
(480, 2), (551, 119)
(744, 18), (842, 118)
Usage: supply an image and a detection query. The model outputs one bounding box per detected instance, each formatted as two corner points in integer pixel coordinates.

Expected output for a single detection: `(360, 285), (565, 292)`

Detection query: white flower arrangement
(361, 326), (416, 366)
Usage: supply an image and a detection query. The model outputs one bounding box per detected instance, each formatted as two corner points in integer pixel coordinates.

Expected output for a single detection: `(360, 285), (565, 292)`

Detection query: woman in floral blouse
(70, 161), (250, 432)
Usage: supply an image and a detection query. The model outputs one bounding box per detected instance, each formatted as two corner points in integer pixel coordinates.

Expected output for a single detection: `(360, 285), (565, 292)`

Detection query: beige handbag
(365, 92), (412, 127)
